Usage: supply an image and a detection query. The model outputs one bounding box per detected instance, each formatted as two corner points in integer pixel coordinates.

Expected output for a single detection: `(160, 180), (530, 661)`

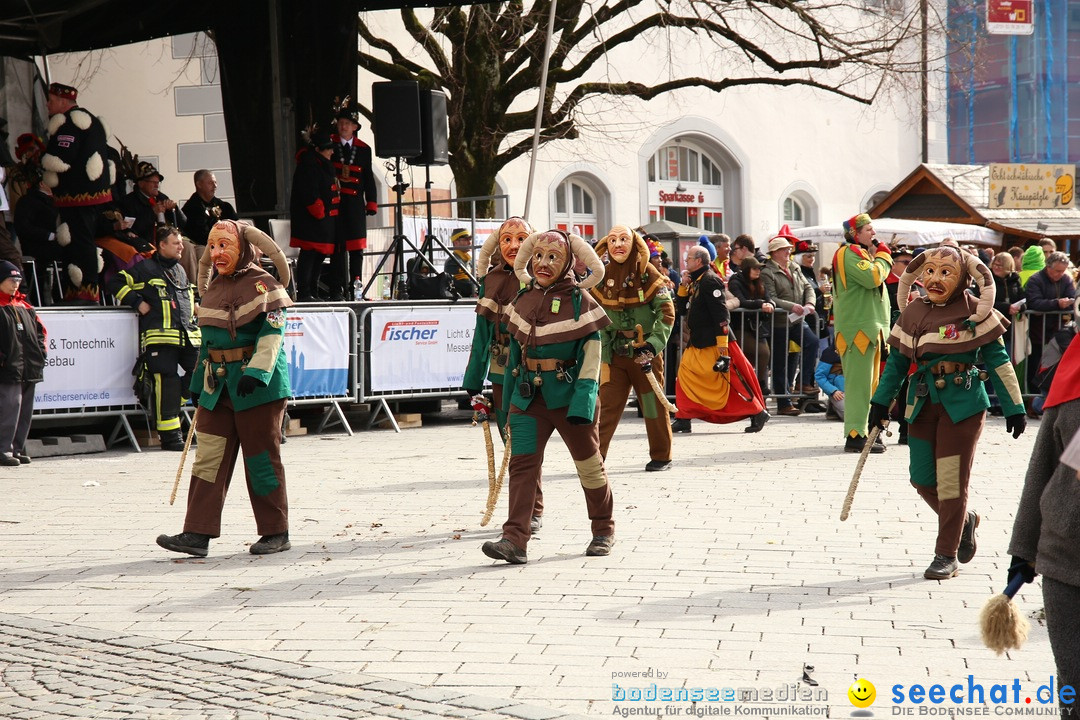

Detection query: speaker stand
(365, 156), (418, 299)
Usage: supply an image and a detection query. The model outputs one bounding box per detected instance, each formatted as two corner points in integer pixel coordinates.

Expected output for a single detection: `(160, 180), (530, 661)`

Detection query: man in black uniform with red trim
(328, 100), (378, 300)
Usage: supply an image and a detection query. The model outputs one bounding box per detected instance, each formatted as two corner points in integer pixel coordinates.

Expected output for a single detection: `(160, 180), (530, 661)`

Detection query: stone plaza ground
(0, 406), (1059, 719)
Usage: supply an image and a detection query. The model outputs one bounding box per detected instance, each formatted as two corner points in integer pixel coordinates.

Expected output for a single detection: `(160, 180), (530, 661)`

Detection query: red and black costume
(289, 143), (340, 301)
(328, 134), (378, 293)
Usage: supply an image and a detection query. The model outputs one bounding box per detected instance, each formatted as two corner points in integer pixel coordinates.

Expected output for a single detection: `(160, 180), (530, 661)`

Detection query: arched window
(783, 196), (805, 228)
(646, 141), (724, 230)
(554, 178), (599, 241)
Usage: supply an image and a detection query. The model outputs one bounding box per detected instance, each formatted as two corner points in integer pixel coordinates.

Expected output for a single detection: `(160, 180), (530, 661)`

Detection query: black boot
(745, 410), (770, 433)
(156, 531), (210, 557)
(295, 251), (321, 301)
(671, 418), (692, 434)
(160, 429), (185, 451)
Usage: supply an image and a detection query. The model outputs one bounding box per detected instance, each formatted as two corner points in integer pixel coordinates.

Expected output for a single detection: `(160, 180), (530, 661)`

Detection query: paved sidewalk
(0, 408), (1056, 718)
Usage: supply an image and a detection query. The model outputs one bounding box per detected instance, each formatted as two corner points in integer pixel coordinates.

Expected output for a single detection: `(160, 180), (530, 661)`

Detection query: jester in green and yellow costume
(831, 213), (893, 453)
(868, 246), (1026, 580)
(481, 230), (614, 565)
(591, 225), (675, 472)
(156, 220), (294, 558)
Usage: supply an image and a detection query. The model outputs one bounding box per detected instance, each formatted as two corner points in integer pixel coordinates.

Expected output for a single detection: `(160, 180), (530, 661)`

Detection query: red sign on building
(987, 0), (1033, 34)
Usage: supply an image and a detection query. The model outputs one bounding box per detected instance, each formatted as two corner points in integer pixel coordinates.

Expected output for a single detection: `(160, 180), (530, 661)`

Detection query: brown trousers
(504, 393), (614, 549)
(493, 381), (543, 518)
(183, 396), (289, 538)
(907, 400), (984, 557)
(599, 353), (672, 462)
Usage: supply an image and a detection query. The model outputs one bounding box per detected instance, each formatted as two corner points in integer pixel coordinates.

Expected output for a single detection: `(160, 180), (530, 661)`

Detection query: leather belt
(931, 361), (971, 375)
(208, 345), (255, 363)
(617, 330), (638, 338)
(524, 357), (577, 372)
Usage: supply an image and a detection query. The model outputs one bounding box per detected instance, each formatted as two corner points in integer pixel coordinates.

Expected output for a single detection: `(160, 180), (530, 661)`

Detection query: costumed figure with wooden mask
(591, 225), (676, 472)
(868, 246), (1026, 580)
(156, 220), (294, 558)
(462, 217), (544, 532)
(481, 230), (613, 564)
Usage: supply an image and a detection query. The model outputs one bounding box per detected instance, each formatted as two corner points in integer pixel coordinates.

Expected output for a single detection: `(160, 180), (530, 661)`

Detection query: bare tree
(357, 0), (940, 216)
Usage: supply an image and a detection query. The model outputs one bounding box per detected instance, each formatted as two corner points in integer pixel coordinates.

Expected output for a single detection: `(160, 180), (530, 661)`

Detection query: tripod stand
(364, 156), (418, 299)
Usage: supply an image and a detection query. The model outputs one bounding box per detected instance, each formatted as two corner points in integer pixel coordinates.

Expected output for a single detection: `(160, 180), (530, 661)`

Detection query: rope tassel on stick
(979, 573), (1030, 655)
(471, 395), (511, 527)
(632, 324), (678, 414)
(840, 424), (891, 521)
(169, 409), (199, 506)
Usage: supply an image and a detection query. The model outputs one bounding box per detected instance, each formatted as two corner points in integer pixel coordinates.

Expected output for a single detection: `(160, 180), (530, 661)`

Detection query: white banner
(369, 305), (477, 392)
(35, 310), (139, 410)
(282, 309), (352, 399)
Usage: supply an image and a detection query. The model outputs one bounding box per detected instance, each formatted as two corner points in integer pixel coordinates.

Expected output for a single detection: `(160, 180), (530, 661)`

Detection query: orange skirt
(675, 334), (765, 424)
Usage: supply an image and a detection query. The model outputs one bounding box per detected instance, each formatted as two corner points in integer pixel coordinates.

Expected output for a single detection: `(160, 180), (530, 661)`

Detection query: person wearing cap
(0, 260), (47, 466)
(181, 170), (238, 252)
(41, 82), (113, 303)
(117, 162), (193, 282)
(793, 239), (828, 340)
(289, 128), (340, 302)
(831, 213), (893, 453)
(328, 100), (378, 300)
(761, 226), (820, 416)
(444, 228), (477, 298)
(156, 220), (294, 558)
(107, 225), (201, 452)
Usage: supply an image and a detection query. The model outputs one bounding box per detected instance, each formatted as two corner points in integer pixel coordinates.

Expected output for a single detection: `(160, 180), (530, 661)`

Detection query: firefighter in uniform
(328, 100), (378, 299)
(110, 225), (200, 451)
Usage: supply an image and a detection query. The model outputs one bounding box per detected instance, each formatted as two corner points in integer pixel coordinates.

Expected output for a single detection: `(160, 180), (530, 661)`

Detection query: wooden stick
(840, 425), (880, 521)
(169, 409), (198, 506)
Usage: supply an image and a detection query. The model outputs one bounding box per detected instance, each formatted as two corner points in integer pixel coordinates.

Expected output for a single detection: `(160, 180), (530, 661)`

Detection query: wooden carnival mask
(919, 248), (965, 304)
(603, 225), (634, 264)
(530, 231), (571, 288)
(207, 223), (243, 276)
(499, 218), (531, 266)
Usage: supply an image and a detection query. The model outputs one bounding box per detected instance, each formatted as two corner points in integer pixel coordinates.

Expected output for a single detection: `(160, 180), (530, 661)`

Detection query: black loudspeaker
(372, 81), (423, 159)
(410, 89), (449, 166)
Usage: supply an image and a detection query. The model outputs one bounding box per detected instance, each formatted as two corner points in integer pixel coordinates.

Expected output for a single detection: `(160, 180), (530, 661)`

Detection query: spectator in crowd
(1038, 237), (1057, 261)
(731, 234), (758, 270)
(884, 246), (915, 443)
(1024, 251), (1076, 410)
(711, 233), (732, 279)
(13, 181), (60, 304)
(658, 249), (682, 394)
(118, 162), (191, 279)
(0, 261), (46, 466)
(815, 344), (844, 421)
(181, 169), (237, 258)
(697, 235), (716, 265)
(109, 225), (200, 452)
(762, 227), (819, 417)
(1008, 245), (1024, 266)
(289, 129), (339, 302)
(41, 82), (113, 303)
(444, 228), (477, 298)
(990, 251), (1025, 354)
(328, 99), (378, 298)
(659, 250), (680, 288)
(726, 255), (774, 394)
(1018, 243), (1045, 287)
(831, 213), (892, 454)
(794, 239), (827, 342)
(5, 133), (46, 214)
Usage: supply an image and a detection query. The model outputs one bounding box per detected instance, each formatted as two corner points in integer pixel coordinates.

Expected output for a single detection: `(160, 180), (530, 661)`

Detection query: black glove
(1007, 556), (1036, 585)
(236, 375), (264, 398)
(463, 388), (482, 399)
(867, 402), (890, 430)
(1005, 413), (1027, 439)
(190, 393), (199, 408)
(566, 415), (591, 425)
(366, 208), (378, 216)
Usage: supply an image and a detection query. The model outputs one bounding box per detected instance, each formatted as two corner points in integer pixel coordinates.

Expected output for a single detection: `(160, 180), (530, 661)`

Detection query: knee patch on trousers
(935, 454), (961, 500)
(508, 413), (537, 455)
(192, 431), (228, 483)
(245, 451), (280, 497)
(575, 453), (607, 489)
(639, 391), (658, 419)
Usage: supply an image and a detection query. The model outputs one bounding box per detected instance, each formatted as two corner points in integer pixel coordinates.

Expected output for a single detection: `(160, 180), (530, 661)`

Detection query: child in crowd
(0, 261), (47, 466)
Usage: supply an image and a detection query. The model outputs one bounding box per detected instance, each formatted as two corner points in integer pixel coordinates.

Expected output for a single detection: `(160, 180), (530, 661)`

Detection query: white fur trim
(85, 153), (104, 182)
(98, 115), (110, 138)
(70, 109), (92, 130)
(107, 160), (116, 185)
(43, 170), (59, 189)
(97, 248), (105, 273)
(68, 264), (83, 287)
(42, 153), (70, 174)
(56, 223), (71, 247)
(47, 114), (65, 136)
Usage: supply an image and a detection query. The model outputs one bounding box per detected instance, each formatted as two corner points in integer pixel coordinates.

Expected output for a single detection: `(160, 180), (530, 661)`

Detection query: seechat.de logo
(849, 677), (877, 717)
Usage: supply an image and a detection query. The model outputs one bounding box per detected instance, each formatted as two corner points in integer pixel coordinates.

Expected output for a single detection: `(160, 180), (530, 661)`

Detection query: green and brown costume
(591, 231), (675, 462)
(872, 277), (1023, 558)
(183, 263), (293, 538)
(500, 263), (612, 551)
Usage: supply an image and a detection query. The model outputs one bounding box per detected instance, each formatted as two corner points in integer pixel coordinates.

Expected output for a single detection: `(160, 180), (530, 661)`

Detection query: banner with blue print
(283, 309), (352, 399)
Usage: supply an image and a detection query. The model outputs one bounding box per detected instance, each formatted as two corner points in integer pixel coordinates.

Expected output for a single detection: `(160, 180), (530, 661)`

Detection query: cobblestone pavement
(0, 407), (1057, 718)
